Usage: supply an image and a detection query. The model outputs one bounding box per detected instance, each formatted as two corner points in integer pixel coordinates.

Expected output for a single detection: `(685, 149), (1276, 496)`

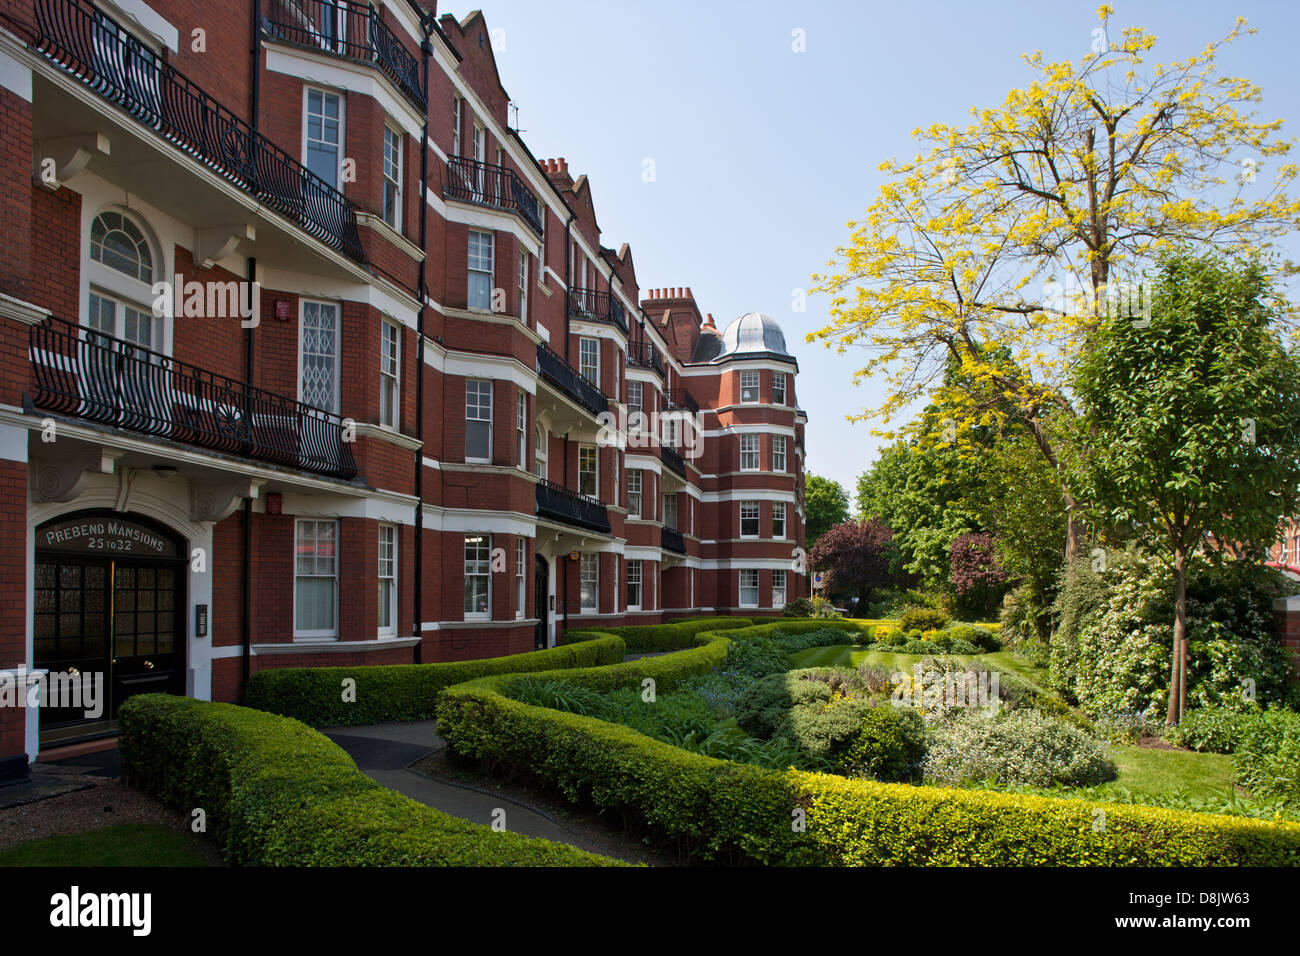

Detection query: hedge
(119, 694), (618, 866)
(245, 635), (625, 726)
(436, 625), (1300, 866)
(566, 616), (754, 652)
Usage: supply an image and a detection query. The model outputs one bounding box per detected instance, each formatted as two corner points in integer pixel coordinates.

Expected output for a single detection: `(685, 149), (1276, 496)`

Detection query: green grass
(0, 824), (214, 867)
(788, 645), (1054, 693)
(1101, 745), (1236, 798)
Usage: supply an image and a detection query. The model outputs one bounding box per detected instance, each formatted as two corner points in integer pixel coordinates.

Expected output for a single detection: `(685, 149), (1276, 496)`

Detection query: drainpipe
(563, 214), (574, 362)
(413, 27), (431, 664)
(241, 256), (256, 699)
(250, 0), (260, 132)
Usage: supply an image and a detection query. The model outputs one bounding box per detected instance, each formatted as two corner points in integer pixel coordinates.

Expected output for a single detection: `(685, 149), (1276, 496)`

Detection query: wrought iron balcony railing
(28, 317), (358, 480)
(665, 387), (699, 415)
(660, 444), (686, 479)
(535, 479), (610, 534)
(444, 157), (544, 236)
(263, 0), (425, 111)
(627, 341), (665, 377)
(661, 527), (685, 554)
(34, 0), (366, 262)
(568, 288), (628, 334)
(536, 342), (608, 416)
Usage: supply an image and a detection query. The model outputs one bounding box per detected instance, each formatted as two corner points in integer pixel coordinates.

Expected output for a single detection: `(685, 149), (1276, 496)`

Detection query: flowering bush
(923, 709), (1116, 788)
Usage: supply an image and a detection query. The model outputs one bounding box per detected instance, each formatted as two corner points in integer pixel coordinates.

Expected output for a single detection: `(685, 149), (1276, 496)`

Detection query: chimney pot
(686, 287), (692, 297)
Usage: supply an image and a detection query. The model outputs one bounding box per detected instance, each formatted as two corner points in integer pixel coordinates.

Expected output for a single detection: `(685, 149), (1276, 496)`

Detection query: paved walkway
(321, 720), (616, 856)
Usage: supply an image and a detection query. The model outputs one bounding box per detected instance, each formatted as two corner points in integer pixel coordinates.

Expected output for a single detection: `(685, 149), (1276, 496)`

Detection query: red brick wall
(1277, 601), (1300, 680)
(0, 87), (32, 304)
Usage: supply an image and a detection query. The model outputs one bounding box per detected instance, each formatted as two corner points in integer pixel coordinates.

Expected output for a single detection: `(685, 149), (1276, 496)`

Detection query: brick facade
(0, 1), (807, 770)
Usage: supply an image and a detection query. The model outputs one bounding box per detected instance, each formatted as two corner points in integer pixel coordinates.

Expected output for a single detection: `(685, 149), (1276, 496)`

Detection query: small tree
(950, 532), (1011, 618)
(1070, 252), (1300, 725)
(808, 519), (898, 614)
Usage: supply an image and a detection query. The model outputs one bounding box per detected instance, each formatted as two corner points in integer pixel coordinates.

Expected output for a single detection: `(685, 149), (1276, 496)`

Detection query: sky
(460, 0), (1300, 502)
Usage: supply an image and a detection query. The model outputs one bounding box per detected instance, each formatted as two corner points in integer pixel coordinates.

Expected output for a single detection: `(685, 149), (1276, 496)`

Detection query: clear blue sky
(468, 0), (1300, 500)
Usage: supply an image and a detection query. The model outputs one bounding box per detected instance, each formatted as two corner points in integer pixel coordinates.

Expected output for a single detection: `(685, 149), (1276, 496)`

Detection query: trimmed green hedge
(245, 636), (624, 727)
(119, 694), (618, 866)
(566, 617), (754, 651)
(437, 626), (1300, 866)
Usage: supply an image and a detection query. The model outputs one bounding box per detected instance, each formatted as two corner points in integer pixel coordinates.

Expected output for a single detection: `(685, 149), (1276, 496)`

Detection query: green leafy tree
(1070, 252), (1300, 725)
(805, 475), (850, 549)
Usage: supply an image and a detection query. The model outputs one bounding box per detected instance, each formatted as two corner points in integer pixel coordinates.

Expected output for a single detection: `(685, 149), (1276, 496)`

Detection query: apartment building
(0, 0), (806, 779)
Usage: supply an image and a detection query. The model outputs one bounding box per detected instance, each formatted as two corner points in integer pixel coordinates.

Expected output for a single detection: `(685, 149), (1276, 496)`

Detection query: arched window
(84, 208), (160, 352)
(534, 424), (548, 480)
(90, 211), (153, 283)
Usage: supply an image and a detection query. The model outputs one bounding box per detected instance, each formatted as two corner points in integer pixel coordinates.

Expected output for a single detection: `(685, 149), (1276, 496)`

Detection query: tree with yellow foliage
(809, 6), (1300, 560)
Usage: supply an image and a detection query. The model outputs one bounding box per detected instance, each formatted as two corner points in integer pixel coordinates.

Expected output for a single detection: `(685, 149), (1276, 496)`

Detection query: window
(516, 392), (527, 469)
(773, 436), (787, 472)
(295, 519), (338, 637)
(627, 560), (642, 609)
(535, 424), (548, 479)
(578, 444), (598, 498)
(740, 434), (760, 471)
(579, 337), (599, 386)
(628, 381), (643, 433)
(663, 492), (678, 531)
(88, 291), (155, 349)
(663, 415), (677, 448)
(452, 96), (462, 156)
(464, 535), (491, 619)
(773, 502), (787, 539)
(304, 88), (342, 188)
(739, 569), (759, 608)
(468, 230), (494, 311)
(465, 379), (493, 462)
(380, 320), (400, 429)
(773, 373), (787, 406)
(773, 570), (787, 608)
(300, 301), (339, 412)
(515, 538), (526, 619)
(382, 125), (402, 230)
(471, 123), (486, 196)
(613, 455), (619, 506)
(580, 553), (599, 612)
(740, 370), (760, 403)
(377, 524), (396, 635)
(627, 470), (642, 517)
(90, 11), (161, 123)
(518, 251), (529, 323)
(740, 501), (760, 537)
(90, 212), (152, 283)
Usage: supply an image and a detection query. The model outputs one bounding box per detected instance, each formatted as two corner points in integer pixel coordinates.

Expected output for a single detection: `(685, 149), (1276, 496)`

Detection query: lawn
(1099, 745), (1235, 797)
(0, 824), (214, 867)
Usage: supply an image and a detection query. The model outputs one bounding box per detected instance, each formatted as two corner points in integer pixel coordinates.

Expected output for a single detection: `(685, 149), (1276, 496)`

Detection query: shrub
(776, 697), (876, 763)
(436, 655), (1300, 865)
(902, 639), (941, 654)
(735, 670), (833, 739)
(840, 705), (928, 782)
(245, 636), (624, 726)
(1051, 550), (1292, 715)
(1234, 708), (1300, 804)
(900, 606), (951, 632)
(923, 709), (1117, 789)
(567, 617), (752, 653)
(1092, 709), (1164, 745)
(1165, 705), (1260, 753)
(943, 623), (1001, 653)
(782, 597), (816, 617)
(810, 596), (844, 619)
(508, 677), (609, 717)
(119, 695), (616, 866)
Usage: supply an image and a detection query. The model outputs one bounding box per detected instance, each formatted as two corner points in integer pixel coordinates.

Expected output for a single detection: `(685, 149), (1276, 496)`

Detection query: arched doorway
(34, 511), (187, 741)
(534, 554), (549, 649)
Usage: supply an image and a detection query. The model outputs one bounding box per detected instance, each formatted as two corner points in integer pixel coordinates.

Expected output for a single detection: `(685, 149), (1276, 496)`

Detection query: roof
(690, 312), (797, 366)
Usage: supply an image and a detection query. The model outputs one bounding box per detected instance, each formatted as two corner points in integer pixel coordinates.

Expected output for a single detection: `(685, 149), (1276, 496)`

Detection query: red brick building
(0, 1), (806, 777)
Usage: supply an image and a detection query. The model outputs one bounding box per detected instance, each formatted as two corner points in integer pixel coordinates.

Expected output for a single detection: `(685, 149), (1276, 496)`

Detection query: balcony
(568, 288), (628, 334)
(28, 317), (358, 480)
(661, 527), (685, 554)
(665, 387), (699, 415)
(444, 157), (544, 236)
(627, 341), (665, 378)
(33, 0), (365, 262)
(535, 479), (610, 534)
(263, 0), (426, 112)
(536, 342), (608, 417)
(660, 444), (686, 479)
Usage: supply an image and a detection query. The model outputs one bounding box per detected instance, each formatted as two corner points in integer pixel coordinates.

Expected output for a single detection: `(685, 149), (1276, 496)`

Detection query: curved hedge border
(119, 694), (618, 866)
(565, 616), (754, 651)
(437, 623), (1300, 866)
(245, 635), (625, 726)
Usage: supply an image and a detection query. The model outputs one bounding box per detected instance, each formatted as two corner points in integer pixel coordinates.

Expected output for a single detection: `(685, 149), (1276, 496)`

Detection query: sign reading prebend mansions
(37, 515), (181, 558)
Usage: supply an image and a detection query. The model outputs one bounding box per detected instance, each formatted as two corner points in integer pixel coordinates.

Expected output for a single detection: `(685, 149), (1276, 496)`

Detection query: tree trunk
(1166, 547), (1188, 726)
